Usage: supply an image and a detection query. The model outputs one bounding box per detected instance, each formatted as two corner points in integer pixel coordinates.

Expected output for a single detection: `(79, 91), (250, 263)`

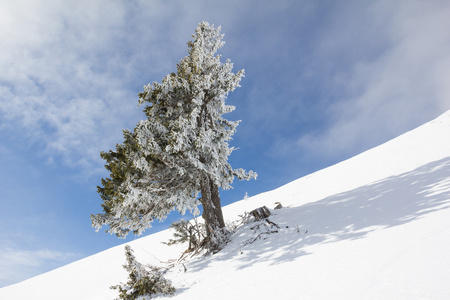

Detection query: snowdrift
(2, 111), (450, 299)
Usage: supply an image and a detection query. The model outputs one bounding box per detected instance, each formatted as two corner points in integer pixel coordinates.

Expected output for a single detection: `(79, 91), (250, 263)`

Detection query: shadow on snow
(187, 156), (450, 272)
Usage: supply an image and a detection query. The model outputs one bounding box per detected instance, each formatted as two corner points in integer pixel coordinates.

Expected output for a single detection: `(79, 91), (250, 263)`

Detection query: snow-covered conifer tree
(91, 22), (256, 250)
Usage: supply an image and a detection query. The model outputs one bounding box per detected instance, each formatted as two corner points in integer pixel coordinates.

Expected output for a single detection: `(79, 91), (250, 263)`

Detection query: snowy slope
(2, 111), (450, 299)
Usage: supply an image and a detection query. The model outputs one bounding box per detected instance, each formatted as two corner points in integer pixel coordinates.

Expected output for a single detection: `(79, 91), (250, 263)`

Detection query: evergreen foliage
(91, 21), (256, 250)
(111, 245), (175, 300)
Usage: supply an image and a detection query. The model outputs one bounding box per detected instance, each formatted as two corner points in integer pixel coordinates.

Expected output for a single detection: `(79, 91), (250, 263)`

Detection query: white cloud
(296, 0), (450, 161)
(0, 246), (78, 287)
(0, 0), (151, 172)
(0, 0), (254, 174)
(2, 0), (448, 177)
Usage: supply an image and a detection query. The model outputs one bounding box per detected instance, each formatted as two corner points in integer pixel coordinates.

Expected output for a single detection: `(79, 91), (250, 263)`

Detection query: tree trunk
(200, 174), (226, 250)
(210, 180), (225, 228)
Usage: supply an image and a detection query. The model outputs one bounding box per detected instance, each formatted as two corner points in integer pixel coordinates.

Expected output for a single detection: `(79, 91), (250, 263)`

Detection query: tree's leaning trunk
(200, 174), (226, 250)
(210, 180), (225, 228)
(200, 175), (217, 235)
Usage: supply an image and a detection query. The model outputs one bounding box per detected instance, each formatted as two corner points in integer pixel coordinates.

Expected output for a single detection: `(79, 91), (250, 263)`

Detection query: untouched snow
(2, 111), (450, 299)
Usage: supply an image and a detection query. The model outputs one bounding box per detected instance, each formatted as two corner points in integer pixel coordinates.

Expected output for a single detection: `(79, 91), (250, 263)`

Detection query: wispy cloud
(0, 246), (78, 287)
(295, 0), (450, 161)
(2, 0), (447, 175)
(0, 0), (270, 175)
(0, 0), (179, 173)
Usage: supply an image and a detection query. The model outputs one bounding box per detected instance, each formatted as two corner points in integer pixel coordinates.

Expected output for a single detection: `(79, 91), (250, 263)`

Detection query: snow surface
(2, 111), (450, 299)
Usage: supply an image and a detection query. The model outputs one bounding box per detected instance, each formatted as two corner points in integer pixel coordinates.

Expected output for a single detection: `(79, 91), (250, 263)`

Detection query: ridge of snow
(1, 110), (450, 299)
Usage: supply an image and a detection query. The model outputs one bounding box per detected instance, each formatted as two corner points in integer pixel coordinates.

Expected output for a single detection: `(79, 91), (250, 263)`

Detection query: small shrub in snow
(243, 192), (249, 201)
(164, 219), (206, 252)
(111, 245), (175, 299)
(165, 218), (231, 255)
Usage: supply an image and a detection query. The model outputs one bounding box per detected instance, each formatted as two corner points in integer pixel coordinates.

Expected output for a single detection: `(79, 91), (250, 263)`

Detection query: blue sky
(1, 0), (449, 287)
